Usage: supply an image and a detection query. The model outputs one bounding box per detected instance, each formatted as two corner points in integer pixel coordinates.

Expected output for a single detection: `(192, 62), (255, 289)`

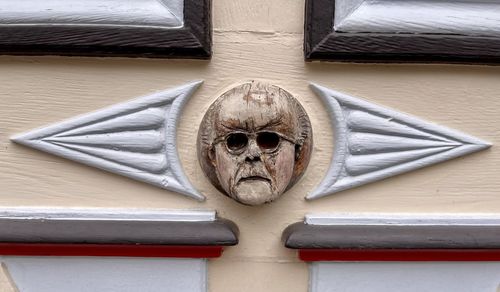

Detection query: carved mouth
(238, 176), (271, 183)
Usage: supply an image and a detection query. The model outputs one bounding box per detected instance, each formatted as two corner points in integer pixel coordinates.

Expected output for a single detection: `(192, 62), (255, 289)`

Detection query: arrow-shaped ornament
(11, 81), (204, 201)
(309, 83), (492, 200)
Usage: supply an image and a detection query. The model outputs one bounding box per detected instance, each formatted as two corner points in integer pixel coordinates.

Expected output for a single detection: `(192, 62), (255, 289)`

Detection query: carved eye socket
(226, 133), (248, 151)
(257, 132), (280, 151)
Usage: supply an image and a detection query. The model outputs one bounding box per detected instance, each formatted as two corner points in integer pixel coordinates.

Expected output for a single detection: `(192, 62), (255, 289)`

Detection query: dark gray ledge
(283, 219), (500, 249)
(0, 208), (238, 246)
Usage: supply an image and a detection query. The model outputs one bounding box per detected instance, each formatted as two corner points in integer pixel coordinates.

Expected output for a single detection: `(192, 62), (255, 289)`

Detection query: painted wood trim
(12, 81), (205, 200)
(0, 207), (216, 222)
(333, 1), (500, 36)
(299, 249), (500, 262)
(0, 208), (238, 246)
(283, 214), (500, 249)
(0, 0), (212, 58)
(0, 244), (223, 258)
(304, 0), (500, 64)
(307, 83), (490, 199)
(305, 213), (500, 226)
(0, 0), (185, 27)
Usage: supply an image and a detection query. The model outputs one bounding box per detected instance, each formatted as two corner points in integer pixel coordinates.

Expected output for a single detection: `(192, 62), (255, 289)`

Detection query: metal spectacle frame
(212, 131), (296, 155)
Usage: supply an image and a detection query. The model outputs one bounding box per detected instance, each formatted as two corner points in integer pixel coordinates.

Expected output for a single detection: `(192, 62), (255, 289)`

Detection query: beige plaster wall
(1, 1), (499, 291)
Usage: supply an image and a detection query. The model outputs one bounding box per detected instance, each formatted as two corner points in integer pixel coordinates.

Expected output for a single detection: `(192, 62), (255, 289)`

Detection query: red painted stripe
(299, 249), (500, 262)
(0, 243), (223, 258)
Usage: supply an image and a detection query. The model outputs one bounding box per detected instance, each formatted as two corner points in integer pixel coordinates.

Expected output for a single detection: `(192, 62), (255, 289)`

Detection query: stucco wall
(1, 1), (499, 291)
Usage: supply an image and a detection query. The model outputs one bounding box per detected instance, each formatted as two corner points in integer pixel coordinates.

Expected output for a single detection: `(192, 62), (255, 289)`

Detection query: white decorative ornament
(309, 83), (491, 200)
(11, 81), (204, 201)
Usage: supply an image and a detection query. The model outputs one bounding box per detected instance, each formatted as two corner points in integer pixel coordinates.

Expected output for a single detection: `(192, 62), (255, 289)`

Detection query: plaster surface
(3, 256), (205, 292)
(0, 0), (499, 291)
(311, 262), (500, 292)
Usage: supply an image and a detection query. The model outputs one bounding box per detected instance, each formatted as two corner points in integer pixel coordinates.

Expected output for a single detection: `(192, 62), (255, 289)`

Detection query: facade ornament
(309, 83), (491, 200)
(11, 81), (203, 201)
(198, 82), (313, 205)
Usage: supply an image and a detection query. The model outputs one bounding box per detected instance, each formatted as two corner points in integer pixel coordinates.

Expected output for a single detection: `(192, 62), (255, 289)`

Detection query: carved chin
(231, 180), (278, 206)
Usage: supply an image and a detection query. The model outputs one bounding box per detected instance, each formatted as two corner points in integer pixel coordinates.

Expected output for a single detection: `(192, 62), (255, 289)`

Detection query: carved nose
(245, 139), (262, 162)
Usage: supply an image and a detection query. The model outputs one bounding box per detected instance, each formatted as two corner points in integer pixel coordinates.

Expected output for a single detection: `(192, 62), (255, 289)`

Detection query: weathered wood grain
(197, 81), (312, 205)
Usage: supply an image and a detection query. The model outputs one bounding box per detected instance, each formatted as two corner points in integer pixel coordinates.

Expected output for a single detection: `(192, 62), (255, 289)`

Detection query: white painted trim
(334, 0), (500, 36)
(12, 81), (204, 201)
(306, 213), (500, 226)
(0, 207), (215, 222)
(0, 0), (184, 28)
(307, 83), (491, 199)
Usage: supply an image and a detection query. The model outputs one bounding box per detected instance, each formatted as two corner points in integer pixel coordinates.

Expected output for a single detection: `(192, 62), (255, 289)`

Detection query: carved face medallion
(198, 82), (313, 205)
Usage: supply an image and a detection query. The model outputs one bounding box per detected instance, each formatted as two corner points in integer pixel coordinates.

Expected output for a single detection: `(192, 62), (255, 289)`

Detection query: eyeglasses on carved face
(213, 131), (295, 155)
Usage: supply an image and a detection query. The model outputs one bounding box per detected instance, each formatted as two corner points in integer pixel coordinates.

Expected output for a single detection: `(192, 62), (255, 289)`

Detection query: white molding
(0, 207), (215, 222)
(0, 0), (184, 28)
(334, 0), (365, 28)
(11, 81), (204, 201)
(334, 0), (500, 36)
(306, 213), (500, 226)
(308, 83), (491, 200)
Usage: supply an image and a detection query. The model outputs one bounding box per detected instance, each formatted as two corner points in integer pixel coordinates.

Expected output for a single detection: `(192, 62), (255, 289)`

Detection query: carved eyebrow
(220, 123), (248, 131)
(220, 113), (285, 132)
(255, 116), (284, 131)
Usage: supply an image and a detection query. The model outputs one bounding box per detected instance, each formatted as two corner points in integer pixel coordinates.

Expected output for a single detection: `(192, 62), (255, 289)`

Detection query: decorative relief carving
(11, 82), (204, 201)
(198, 82), (313, 206)
(11, 81), (489, 204)
(308, 83), (491, 200)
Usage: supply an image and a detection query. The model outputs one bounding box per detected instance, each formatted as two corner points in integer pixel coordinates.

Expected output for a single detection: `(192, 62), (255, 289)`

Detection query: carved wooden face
(198, 82), (312, 205)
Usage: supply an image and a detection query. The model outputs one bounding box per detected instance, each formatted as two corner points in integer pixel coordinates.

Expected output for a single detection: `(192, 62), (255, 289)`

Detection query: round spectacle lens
(226, 133), (248, 151)
(257, 132), (280, 151)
